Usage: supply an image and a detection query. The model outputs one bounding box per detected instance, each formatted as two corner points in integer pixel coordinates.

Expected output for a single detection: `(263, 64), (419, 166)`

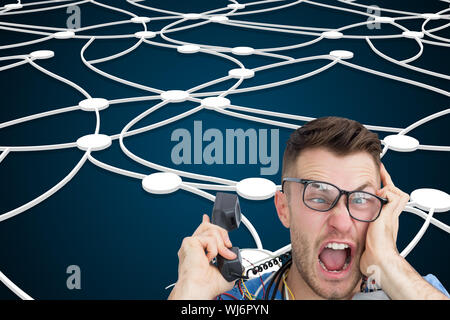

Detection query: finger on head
(380, 162), (394, 187)
(376, 186), (389, 197)
(381, 189), (407, 219)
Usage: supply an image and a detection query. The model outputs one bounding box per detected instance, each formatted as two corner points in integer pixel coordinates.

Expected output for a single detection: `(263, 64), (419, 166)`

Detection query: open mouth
(318, 242), (353, 275)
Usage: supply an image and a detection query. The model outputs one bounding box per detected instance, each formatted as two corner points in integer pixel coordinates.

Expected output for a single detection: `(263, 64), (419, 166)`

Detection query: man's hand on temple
(360, 163), (448, 300)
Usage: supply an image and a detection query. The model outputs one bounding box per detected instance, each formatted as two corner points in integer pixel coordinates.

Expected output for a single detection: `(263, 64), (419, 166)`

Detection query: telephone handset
(211, 192), (244, 282)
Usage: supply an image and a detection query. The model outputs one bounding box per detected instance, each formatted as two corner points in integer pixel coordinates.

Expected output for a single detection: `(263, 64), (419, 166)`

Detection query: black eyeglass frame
(281, 177), (388, 223)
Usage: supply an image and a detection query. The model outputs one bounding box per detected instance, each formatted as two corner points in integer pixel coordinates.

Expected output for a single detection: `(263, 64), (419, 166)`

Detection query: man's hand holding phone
(168, 214), (237, 300)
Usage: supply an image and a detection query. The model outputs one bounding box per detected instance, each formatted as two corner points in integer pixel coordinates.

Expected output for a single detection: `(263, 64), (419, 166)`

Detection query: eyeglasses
(281, 178), (388, 222)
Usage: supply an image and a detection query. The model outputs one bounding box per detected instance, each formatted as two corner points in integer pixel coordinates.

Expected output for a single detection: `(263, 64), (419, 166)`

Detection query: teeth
(325, 242), (349, 250)
(319, 259), (327, 271)
(319, 242), (351, 273)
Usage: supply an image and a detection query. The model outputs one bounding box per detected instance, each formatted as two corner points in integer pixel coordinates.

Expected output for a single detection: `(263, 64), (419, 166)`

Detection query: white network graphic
(0, 0), (449, 299)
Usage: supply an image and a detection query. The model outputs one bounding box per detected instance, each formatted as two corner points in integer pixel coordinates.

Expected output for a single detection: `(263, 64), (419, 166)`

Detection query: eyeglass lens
(303, 182), (381, 221)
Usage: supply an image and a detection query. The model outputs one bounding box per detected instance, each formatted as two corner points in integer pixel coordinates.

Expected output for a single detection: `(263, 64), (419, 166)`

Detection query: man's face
(277, 147), (380, 299)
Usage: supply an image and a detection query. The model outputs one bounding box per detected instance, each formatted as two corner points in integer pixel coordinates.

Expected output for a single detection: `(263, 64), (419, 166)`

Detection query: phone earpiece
(211, 192), (241, 231)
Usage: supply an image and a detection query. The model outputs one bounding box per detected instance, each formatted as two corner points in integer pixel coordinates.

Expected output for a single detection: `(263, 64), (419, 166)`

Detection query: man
(168, 116), (449, 300)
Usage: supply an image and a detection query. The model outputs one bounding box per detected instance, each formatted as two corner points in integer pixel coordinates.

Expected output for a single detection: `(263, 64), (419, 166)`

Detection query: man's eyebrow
(353, 182), (376, 192)
(301, 177), (377, 192)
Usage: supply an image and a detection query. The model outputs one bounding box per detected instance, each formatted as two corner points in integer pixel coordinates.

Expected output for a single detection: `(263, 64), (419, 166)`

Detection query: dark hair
(281, 116), (381, 180)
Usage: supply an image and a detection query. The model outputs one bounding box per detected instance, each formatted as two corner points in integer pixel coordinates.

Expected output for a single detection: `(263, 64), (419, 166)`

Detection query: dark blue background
(0, 0), (448, 299)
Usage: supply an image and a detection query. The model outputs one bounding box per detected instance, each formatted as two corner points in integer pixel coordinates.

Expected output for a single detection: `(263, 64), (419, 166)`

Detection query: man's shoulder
(217, 272), (450, 300)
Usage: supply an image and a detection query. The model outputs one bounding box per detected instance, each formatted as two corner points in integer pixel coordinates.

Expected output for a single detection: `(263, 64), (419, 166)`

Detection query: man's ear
(274, 190), (290, 228)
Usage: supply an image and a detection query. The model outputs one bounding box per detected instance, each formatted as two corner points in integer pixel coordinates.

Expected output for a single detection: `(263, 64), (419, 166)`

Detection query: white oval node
(227, 4), (245, 10)
(183, 13), (203, 20)
(131, 16), (151, 23)
(374, 16), (394, 23)
(54, 31), (75, 39)
(177, 44), (201, 54)
(76, 134), (112, 151)
(410, 188), (450, 213)
(236, 178), (277, 200)
(383, 134), (419, 152)
(142, 172), (182, 194)
(134, 31), (156, 39)
(160, 90), (190, 103)
(228, 68), (255, 79)
(201, 97), (230, 110)
(402, 31), (424, 39)
(29, 50), (54, 60)
(421, 13), (441, 20)
(231, 46), (255, 56)
(209, 15), (229, 23)
(4, 3), (22, 10)
(329, 50), (354, 59)
(79, 98), (110, 112)
(322, 31), (343, 39)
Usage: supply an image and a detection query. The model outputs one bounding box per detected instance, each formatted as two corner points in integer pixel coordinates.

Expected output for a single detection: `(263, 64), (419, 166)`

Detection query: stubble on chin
(290, 225), (363, 300)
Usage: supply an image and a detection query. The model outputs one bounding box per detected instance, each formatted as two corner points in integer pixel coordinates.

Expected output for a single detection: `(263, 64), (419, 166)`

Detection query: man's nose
(327, 195), (353, 232)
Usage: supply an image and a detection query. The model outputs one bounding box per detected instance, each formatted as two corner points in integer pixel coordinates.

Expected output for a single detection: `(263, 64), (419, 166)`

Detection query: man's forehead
(293, 148), (380, 189)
